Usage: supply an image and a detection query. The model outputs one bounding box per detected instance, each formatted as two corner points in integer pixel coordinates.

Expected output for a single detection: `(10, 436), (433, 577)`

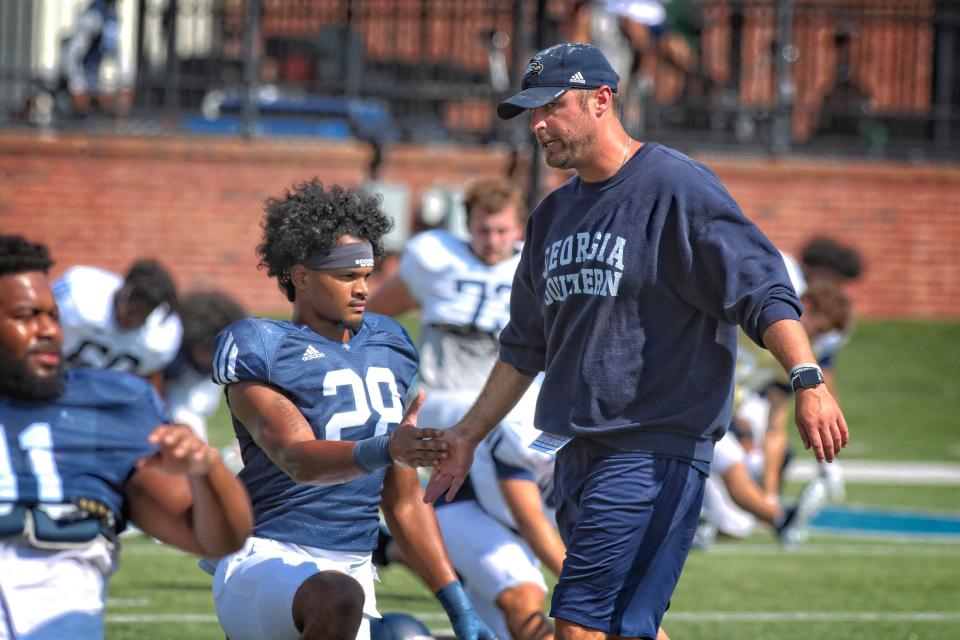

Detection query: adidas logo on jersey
(301, 345), (324, 361)
(569, 71), (585, 84)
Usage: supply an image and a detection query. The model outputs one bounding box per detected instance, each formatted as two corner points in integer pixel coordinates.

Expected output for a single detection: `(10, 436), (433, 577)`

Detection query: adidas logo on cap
(301, 345), (325, 361)
(569, 71), (585, 84)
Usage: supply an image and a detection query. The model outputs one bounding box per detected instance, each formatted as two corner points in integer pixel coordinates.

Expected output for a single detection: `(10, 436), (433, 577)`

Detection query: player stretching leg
(0, 234), (251, 639)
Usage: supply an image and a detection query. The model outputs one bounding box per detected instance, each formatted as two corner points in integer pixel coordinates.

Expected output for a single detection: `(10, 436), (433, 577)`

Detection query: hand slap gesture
(138, 423), (220, 476)
(423, 421), (476, 504)
(388, 390), (449, 468)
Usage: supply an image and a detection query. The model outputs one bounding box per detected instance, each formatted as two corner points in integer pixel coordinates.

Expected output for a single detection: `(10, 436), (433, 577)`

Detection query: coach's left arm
(762, 319), (849, 464)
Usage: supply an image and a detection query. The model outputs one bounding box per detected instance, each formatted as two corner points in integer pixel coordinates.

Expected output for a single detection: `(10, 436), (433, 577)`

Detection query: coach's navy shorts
(550, 438), (706, 639)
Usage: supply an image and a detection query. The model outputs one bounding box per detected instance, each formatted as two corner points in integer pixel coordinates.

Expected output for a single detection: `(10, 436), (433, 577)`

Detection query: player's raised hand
(423, 421), (477, 503)
(389, 390), (449, 468)
(139, 423), (220, 476)
(794, 385), (849, 463)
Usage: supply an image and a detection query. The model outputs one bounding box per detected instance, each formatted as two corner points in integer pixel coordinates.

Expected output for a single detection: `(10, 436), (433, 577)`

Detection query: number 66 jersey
(211, 315), (418, 553)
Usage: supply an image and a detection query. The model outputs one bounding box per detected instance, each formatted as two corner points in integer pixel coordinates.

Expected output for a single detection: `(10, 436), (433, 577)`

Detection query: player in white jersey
(369, 178), (566, 639)
(162, 291), (245, 440)
(799, 236), (862, 391)
(368, 177), (523, 393)
(52, 260), (182, 385)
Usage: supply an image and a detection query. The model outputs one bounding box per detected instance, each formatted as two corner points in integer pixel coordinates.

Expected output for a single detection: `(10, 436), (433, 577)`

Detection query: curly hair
(123, 259), (179, 313)
(0, 235), (54, 277)
(179, 291), (246, 351)
(801, 236), (862, 281)
(258, 178), (393, 301)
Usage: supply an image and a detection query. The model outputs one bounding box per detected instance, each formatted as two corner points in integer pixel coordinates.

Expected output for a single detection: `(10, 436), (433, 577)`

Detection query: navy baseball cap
(497, 42), (619, 120)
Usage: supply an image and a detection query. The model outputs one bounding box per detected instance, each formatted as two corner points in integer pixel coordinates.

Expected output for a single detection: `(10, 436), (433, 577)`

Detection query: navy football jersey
(0, 368), (164, 527)
(212, 314), (419, 552)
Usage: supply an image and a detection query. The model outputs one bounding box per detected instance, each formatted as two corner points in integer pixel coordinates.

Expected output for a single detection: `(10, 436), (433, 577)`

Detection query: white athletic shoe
(778, 477), (829, 548)
(819, 460), (846, 502)
(692, 520), (718, 551)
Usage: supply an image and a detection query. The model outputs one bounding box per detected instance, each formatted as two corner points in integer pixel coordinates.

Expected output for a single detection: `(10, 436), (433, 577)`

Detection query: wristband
(788, 363), (821, 379)
(790, 363), (824, 392)
(352, 434), (392, 473)
(436, 581), (492, 639)
(436, 581), (471, 615)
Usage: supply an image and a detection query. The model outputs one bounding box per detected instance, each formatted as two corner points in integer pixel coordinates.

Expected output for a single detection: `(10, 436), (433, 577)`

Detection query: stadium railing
(0, 0), (956, 161)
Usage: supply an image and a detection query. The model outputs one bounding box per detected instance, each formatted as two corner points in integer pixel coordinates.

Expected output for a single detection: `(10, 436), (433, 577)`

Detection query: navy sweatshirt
(499, 143), (801, 463)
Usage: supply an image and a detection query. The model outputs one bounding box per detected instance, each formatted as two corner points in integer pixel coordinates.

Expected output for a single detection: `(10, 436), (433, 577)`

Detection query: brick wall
(698, 155), (959, 318)
(1, 130), (957, 318)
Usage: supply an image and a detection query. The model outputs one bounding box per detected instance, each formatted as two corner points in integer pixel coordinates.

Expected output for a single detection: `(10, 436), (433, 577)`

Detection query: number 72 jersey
(211, 315), (419, 552)
(399, 229), (520, 333)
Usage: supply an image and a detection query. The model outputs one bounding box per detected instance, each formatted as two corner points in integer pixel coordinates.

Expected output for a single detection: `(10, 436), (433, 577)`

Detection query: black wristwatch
(791, 367), (824, 391)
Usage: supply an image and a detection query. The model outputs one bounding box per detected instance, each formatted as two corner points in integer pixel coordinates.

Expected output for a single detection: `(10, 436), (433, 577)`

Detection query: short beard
(0, 350), (64, 402)
(545, 126), (595, 170)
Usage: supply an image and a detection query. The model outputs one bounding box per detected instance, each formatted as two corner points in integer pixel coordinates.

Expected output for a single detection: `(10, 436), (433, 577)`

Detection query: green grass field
(105, 320), (960, 639)
(828, 321), (960, 461)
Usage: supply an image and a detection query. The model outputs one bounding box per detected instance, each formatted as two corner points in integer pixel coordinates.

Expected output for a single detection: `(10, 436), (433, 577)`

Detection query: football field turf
(105, 320), (960, 639)
(106, 525), (960, 640)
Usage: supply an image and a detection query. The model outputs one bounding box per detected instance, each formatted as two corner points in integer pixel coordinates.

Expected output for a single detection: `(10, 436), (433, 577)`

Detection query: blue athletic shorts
(550, 438), (706, 638)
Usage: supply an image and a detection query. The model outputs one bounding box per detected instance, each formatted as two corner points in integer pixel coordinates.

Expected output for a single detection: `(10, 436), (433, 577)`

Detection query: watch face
(796, 368), (824, 389)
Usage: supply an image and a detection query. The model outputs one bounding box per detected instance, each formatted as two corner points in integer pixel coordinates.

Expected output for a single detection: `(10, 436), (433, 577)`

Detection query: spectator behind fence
(564, 0), (700, 133)
(61, 0), (133, 118)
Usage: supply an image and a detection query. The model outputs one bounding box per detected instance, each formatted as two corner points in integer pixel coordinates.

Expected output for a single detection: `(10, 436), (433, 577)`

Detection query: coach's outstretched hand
(389, 390), (449, 468)
(436, 581), (497, 640)
(423, 421), (477, 503)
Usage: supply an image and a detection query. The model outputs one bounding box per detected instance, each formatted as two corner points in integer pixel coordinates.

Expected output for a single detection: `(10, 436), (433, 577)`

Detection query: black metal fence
(1, 0), (957, 160)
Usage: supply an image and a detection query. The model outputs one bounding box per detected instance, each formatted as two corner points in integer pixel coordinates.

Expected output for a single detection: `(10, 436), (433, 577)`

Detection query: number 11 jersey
(212, 315), (418, 552)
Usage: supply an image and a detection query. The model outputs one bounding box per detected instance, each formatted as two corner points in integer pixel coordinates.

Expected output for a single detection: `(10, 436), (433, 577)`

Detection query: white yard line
(106, 614), (218, 623)
(787, 460), (960, 485)
(104, 611), (960, 625)
(124, 541), (960, 558)
(666, 611), (960, 623)
(121, 539), (960, 559)
(703, 542), (960, 556)
(108, 598), (151, 607)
